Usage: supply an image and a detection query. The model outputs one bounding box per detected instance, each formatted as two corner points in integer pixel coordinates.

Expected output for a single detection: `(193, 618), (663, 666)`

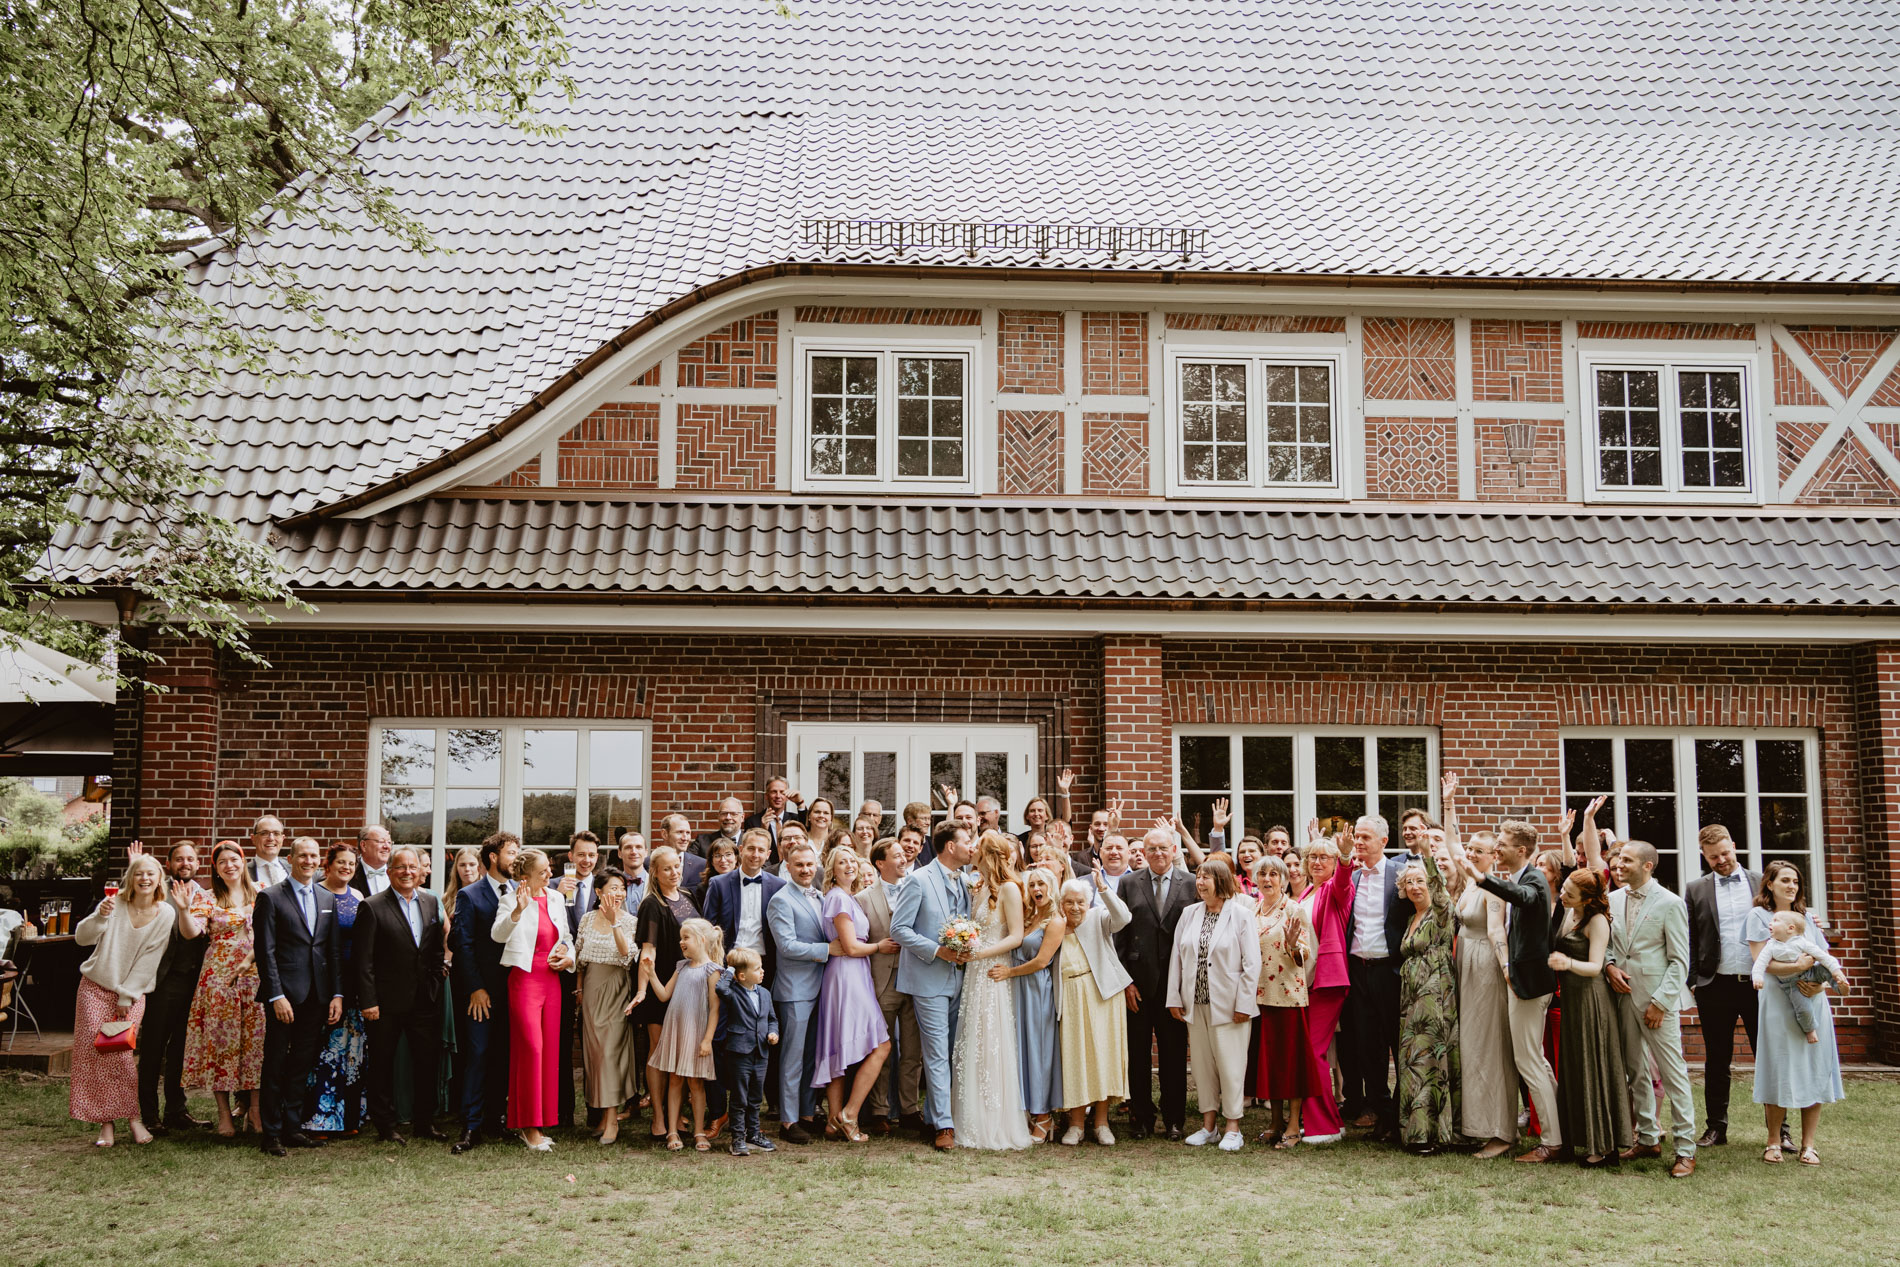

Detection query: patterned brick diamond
(1366, 417), (1455, 499)
(1083, 412), (1149, 495)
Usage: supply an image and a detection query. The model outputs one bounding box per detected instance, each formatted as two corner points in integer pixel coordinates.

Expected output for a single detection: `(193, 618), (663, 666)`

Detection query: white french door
(786, 724), (1038, 836)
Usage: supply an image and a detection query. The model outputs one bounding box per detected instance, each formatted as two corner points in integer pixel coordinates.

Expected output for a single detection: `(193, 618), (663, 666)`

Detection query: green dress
(1397, 852), (1460, 1146)
(1555, 919), (1633, 1158)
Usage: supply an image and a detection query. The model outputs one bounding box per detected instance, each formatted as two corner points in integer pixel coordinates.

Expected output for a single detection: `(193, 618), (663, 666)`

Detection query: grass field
(3, 1071), (1894, 1267)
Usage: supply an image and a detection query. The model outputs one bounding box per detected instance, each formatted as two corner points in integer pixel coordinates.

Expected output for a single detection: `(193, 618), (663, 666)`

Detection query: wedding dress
(951, 890), (1033, 1150)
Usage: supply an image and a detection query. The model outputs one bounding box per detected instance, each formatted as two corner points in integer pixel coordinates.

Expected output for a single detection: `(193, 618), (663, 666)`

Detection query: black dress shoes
(780, 1121), (813, 1145)
(283, 1131), (325, 1149)
(1166, 1125), (1184, 1142)
(451, 1129), (481, 1154)
(260, 1136), (288, 1157)
(411, 1124), (449, 1142)
(1696, 1127), (1726, 1147)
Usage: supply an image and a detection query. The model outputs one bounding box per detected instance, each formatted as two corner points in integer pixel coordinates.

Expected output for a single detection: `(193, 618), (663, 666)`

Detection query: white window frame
(366, 719), (651, 881)
(1172, 725), (1438, 850)
(791, 335), (981, 494)
(1163, 344), (1350, 499)
(1579, 349), (1764, 505)
(1559, 727), (1825, 913)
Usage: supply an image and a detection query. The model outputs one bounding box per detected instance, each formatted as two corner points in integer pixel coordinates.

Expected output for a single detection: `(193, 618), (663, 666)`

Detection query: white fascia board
(247, 600), (1900, 644)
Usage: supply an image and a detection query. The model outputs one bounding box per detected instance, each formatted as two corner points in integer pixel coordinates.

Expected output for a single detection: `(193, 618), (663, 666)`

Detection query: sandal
(665, 1132), (683, 1151)
(1255, 1128), (1283, 1147)
(1274, 1132), (1302, 1151)
(839, 1113), (869, 1144)
(1029, 1115), (1053, 1143)
(1763, 1143), (1783, 1164)
(694, 1132), (712, 1152)
(1799, 1147), (1820, 1166)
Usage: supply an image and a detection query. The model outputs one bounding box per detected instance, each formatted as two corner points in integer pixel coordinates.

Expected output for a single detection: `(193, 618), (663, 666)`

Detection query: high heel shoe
(837, 1113), (869, 1143)
(1029, 1115), (1053, 1143)
(823, 1111), (845, 1142)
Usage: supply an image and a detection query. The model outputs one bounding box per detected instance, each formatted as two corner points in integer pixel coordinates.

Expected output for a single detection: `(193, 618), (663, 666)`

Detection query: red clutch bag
(94, 1020), (137, 1053)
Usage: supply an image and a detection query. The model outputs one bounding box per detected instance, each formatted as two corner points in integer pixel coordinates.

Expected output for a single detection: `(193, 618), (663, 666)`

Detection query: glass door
(787, 724), (1038, 837)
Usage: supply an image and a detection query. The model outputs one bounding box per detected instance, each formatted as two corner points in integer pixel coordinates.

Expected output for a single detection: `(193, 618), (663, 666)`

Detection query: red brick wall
(1476, 417), (1565, 501)
(1471, 319), (1563, 402)
(135, 639), (223, 849)
(1103, 636), (1168, 824)
(1797, 435), (1900, 505)
(1577, 322), (1754, 341)
(1362, 317), (1456, 400)
(492, 457), (540, 488)
(1365, 417), (1456, 499)
(676, 404), (775, 489)
(1082, 411), (1149, 495)
(677, 315), (777, 388)
(1778, 421), (1830, 482)
(1775, 343), (1828, 407)
(1855, 645), (1900, 1053)
(559, 402), (659, 487)
(1166, 314), (1345, 333)
(632, 363), (661, 387)
(794, 307), (981, 325)
(998, 409), (1064, 495)
(1785, 326), (1897, 399)
(1082, 312), (1148, 395)
(997, 310), (1064, 393)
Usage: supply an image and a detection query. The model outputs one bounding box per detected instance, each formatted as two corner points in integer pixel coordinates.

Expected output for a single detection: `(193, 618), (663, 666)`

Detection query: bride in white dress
(951, 831), (1033, 1150)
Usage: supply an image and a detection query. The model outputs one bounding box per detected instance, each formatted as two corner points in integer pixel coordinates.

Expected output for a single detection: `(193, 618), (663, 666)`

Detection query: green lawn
(2, 1072), (1894, 1267)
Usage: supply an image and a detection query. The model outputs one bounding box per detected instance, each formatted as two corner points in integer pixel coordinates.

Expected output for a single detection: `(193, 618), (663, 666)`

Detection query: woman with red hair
(1546, 869), (1632, 1166)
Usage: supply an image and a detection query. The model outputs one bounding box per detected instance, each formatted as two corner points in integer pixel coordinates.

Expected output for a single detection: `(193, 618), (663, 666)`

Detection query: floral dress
(1396, 852), (1460, 1146)
(304, 887), (367, 1133)
(182, 899), (266, 1092)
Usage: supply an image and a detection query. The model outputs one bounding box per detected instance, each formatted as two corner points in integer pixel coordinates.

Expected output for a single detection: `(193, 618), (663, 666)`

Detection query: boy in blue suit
(714, 947), (779, 1156)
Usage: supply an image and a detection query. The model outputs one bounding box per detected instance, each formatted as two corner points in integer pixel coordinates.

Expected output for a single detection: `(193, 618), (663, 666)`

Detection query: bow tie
(364, 867), (386, 876)
(741, 875), (762, 887)
(1718, 873), (1745, 884)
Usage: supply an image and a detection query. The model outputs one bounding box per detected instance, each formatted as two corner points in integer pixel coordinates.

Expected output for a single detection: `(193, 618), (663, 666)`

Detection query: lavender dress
(810, 888), (890, 1086)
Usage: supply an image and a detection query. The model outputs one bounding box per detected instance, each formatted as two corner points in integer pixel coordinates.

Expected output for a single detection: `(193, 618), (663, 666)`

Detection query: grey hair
(389, 845), (421, 865)
(975, 795), (1001, 811)
(1059, 878), (1092, 907)
(1253, 855), (1292, 889)
(357, 824), (391, 845)
(1356, 814), (1390, 842)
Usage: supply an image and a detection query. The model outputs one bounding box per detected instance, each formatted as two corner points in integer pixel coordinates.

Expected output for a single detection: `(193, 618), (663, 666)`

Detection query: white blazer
(490, 886), (575, 970)
(1058, 881), (1134, 1015)
(1165, 898), (1262, 1023)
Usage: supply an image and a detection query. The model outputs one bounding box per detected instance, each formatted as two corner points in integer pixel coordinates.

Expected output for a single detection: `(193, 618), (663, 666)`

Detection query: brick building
(52, 2), (1900, 1061)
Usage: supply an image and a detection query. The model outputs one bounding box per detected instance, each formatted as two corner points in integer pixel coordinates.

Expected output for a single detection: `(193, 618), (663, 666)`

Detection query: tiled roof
(277, 498), (1900, 609)
(48, 1), (1900, 569)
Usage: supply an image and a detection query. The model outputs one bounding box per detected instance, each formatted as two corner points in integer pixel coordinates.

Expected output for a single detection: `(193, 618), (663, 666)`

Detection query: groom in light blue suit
(890, 825), (976, 1150)
(765, 838), (830, 1144)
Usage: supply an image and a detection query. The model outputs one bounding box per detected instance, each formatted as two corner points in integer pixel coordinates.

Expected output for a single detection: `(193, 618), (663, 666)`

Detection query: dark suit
(253, 879), (342, 1138)
(703, 867), (786, 1120)
(1685, 868), (1762, 1132)
(691, 829), (742, 861)
(354, 887), (447, 1132)
(138, 882), (209, 1124)
(247, 857), (288, 888)
(347, 868), (390, 900)
(1116, 866), (1196, 1132)
(558, 874), (598, 1127)
(449, 874), (511, 1135)
(1479, 862), (1559, 999)
(1068, 848), (1100, 877)
(680, 850), (709, 893)
(1339, 855), (1417, 1128)
(742, 808), (804, 861)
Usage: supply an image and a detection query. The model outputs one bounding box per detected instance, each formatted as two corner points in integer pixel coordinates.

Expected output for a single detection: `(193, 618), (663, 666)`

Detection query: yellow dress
(1058, 934), (1128, 1109)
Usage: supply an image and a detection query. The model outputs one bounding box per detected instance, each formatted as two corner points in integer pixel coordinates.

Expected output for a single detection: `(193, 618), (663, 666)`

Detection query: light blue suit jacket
(891, 860), (969, 999)
(765, 885), (829, 1004)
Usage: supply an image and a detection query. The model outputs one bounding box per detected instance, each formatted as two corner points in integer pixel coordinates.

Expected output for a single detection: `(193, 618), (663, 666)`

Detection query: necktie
(300, 883), (315, 935)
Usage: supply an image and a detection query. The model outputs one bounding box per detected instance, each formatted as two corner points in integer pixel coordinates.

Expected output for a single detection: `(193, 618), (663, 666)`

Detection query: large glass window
(1584, 356), (1756, 500)
(369, 722), (648, 877)
(798, 342), (976, 492)
(1168, 351), (1345, 497)
(1175, 729), (1435, 850)
(1560, 730), (1822, 906)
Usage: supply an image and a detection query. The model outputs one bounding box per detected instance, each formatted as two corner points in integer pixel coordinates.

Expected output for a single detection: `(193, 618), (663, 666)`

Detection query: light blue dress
(1012, 924), (1061, 1116)
(1746, 907), (1845, 1110)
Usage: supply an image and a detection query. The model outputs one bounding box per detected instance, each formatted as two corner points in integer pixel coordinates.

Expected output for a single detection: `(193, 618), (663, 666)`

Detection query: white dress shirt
(359, 864), (390, 896)
(394, 889), (424, 945)
(1713, 871), (1754, 975)
(1350, 855), (1390, 959)
(736, 871), (766, 951)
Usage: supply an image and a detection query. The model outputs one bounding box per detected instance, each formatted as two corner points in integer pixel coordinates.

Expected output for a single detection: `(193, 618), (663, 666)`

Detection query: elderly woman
(1251, 855), (1313, 1147)
(1295, 832), (1353, 1144)
(71, 853), (176, 1146)
(1395, 847), (1459, 1153)
(1056, 870), (1131, 1144)
(1166, 857), (1261, 1151)
(1748, 861), (1844, 1166)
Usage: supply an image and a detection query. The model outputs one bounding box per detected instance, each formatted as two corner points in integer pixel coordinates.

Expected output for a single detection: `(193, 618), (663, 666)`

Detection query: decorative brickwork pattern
(1082, 411), (1149, 495)
(1853, 644), (1900, 1051)
(559, 403), (660, 487)
(1361, 317), (1456, 400)
(1103, 636), (1168, 823)
(998, 410), (1064, 495)
(795, 306), (981, 325)
(1476, 417), (1565, 501)
(1777, 420), (1830, 483)
(1471, 319), (1563, 402)
(1797, 435), (1900, 506)
(1775, 342), (1828, 406)
(1787, 326), (1898, 398)
(1873, 367), (1900, 408)
(493, 457), (540, 488)
(1365, 417), (1456, 499)
(997, 310), (1064, 393)
(677, 315), (778, 388)
(676, 404), (775, 489)
(631, 363), (661, 387)
(1870, 422), (1900, 464)
(1577, 321), (1755, 341)
(1165, 313), (1345, 333)
(1082, 311), (1148, 394)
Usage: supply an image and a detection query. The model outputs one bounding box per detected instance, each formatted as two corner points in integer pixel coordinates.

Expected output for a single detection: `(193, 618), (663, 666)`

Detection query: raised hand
(1056, 768), (1075, 793)
(1558, 808), (1576, 839)
(514, 885), (532, 916)
(127, 839), (145, 859)
(1306, 817), (1321, 842)
(1441, 771), (1459, 801)
(1211, 797), (1231, 830)
(1107, 796), (1124, 827)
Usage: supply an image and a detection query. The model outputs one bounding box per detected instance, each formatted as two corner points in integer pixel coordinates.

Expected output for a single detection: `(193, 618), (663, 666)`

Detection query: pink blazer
(1305, 862), (1354, 992)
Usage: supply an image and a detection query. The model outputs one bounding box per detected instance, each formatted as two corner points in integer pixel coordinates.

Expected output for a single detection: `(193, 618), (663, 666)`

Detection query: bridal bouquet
(938, 917), (982, 956)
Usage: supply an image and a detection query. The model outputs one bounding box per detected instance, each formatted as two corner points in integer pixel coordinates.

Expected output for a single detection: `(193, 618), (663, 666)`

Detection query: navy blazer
(1349, 854), (1419, 968)
(702, 869), (785, 982)
(450, 875), (510, 999)
(713, 969), (779, 1054)
(253, 879), (342, 1008)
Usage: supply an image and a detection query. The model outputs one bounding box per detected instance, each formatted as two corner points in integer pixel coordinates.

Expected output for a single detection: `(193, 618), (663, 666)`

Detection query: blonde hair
(822, 844), (860, 893)
(679, 917), (724, 966)
(118, 853), (165, 908)
(443, 846), (481, 923)
(1020, 866), (1057, 931)
(975, 830), (1021, 898)
(510, 847), (549, 885)
(647, 845), (682, 893)
(726, 946), (762, 973)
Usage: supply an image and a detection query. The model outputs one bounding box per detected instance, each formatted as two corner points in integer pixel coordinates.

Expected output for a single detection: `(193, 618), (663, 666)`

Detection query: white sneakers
(1094, 1124), (1116, 1146)
(1183, 1128), (1216, 1146)
(1060, 1125), (1084, 1146)
(1218, 1131), (1244, 1152)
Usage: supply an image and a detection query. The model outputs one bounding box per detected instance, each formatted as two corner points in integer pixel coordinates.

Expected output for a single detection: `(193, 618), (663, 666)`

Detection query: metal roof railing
(800, 219), (1207, 261)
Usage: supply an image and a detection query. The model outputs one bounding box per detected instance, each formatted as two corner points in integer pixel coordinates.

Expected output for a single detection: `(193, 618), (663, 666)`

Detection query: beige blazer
(855, 877), (906, 1010)
(490, 886), (575, 971)
(1165, 899), (1262, 1022)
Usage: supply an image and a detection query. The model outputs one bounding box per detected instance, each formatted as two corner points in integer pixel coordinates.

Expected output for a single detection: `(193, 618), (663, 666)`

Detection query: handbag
(94, 1019), (137, 1053)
